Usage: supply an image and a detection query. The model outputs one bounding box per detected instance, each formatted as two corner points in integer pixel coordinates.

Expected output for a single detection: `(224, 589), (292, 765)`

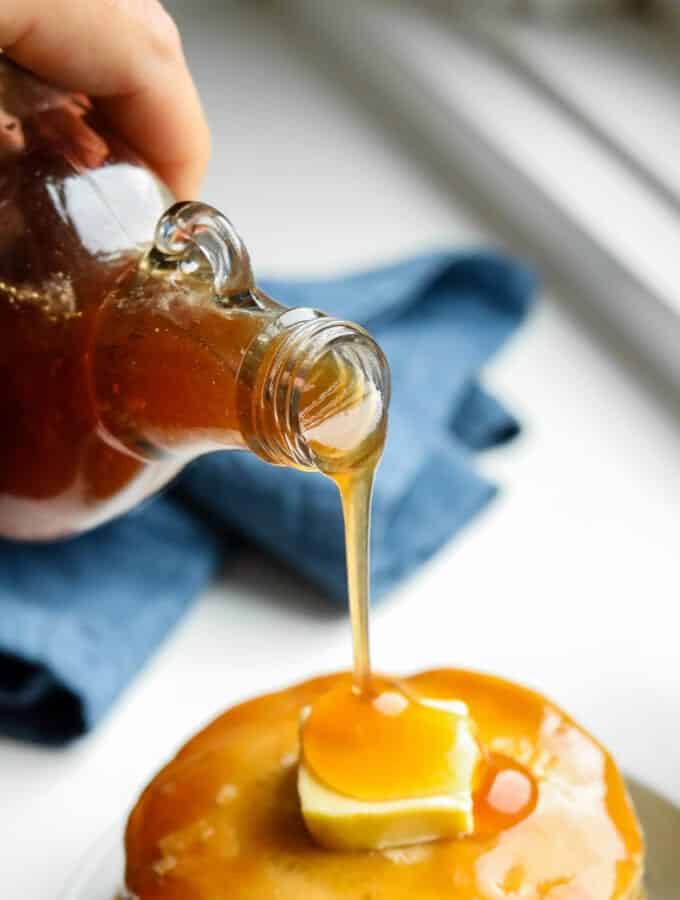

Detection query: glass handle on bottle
(153, 201), (256, 301)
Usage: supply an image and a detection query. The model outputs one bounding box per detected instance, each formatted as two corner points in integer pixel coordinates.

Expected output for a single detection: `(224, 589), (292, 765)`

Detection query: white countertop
(1, 3), (678, 895)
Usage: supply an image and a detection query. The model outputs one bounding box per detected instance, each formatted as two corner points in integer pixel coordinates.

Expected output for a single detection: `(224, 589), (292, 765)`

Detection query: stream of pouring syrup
(299, 336), (386, 697)
(334, 464), (377, 695)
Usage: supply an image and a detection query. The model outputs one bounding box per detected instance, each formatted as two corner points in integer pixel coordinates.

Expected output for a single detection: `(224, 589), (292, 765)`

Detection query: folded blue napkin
(0, 251), (534, 744)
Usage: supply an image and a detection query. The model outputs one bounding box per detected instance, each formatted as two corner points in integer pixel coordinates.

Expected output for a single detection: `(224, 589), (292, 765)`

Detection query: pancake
(125, 670), (644, 899)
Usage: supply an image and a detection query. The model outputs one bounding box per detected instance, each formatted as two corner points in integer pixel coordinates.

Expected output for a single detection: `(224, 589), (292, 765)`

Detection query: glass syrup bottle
(0, 57), (389, 543)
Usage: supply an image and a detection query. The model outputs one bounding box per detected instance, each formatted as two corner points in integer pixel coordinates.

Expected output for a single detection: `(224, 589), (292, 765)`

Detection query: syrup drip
(473, 753), (538, 836)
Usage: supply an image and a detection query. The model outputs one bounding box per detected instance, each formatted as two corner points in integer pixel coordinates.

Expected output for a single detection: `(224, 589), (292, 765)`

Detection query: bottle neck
(237, 309), (389, 476)
(93, 282), (389, 475)
(92, 202), (390, 475)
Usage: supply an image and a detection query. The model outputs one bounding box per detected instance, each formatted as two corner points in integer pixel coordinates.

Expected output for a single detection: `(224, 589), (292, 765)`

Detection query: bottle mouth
(238, 310), (390, 474)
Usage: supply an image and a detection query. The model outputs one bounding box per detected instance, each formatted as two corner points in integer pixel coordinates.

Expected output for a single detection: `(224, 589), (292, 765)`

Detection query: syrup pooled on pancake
(125, 670), (643, 900)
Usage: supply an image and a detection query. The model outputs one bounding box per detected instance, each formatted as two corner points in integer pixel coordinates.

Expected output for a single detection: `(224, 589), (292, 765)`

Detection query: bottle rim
(237, 309), (390, 472)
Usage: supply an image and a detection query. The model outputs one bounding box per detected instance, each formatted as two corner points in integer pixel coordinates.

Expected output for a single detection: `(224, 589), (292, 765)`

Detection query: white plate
(59, 825), (124, 900)
(59, 779), (679, 899)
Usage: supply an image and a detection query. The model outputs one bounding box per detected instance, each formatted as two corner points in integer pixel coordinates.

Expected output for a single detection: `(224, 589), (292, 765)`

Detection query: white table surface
(1, 3), (678, 895)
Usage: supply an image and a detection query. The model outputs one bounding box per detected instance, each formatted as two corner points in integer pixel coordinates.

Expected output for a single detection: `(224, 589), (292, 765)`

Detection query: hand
(0, 0), (210, 198)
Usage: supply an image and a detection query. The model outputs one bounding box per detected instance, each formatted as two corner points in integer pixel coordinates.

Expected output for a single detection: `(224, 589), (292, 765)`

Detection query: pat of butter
(298, 698), (479, 851)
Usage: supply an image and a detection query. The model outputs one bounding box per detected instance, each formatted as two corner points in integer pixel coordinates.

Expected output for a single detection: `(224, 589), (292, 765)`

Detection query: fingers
(0, 0), (210, 198)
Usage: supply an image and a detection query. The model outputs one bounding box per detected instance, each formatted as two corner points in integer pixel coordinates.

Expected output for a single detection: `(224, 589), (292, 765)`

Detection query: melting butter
(298, 691), (479, 851)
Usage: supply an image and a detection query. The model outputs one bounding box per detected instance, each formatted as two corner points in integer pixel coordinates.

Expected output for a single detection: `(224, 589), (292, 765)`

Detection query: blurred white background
(0, 2), (678, 896)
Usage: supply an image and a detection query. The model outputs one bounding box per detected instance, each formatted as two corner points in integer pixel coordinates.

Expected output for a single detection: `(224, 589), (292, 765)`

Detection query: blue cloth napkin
(0, 251), (534, 744)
